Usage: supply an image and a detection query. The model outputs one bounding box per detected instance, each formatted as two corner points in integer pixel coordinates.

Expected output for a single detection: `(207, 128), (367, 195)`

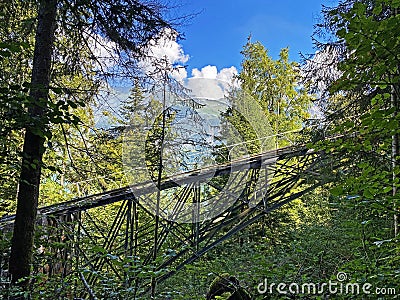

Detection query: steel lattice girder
(0, 146), (325, 297)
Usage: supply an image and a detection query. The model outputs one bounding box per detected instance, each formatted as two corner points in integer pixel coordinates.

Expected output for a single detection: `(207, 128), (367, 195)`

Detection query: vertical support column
(261, 164), (269, 237)
(132, 199), (139, 299)
(124, 199), (132, 287)
(125, 199), (132, 255)
(192, 183), (200, 252)
(151, 191), (161, 298)
(61, 213), (73, 279)
(74, 211), (82, 298)
(124, 198), (135, 287)
(263, 164), (269, 209)
(133, 200), (138, 258)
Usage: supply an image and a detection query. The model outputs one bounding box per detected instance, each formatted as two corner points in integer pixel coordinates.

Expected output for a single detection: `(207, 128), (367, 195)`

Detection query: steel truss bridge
(0, 144), (328, 298)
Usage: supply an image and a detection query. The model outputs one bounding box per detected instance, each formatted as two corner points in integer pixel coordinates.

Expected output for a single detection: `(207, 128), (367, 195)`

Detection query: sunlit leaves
(314, 0), (400, 289)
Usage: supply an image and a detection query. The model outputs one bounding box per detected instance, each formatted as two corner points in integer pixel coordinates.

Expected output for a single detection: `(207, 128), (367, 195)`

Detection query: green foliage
(0, 0), (101, 215)
(312, 0), (400, 291)
(231, 40), (313, 148)
(0, 1), (36, 216)
(4, 0), (400, 298)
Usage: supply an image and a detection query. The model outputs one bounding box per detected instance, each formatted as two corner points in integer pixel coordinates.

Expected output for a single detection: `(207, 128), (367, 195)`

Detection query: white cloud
(147, 29), (189, 64)
(191, 65), (238, 82)
(171, 66), (188, 82)
(186, 77), (225, 99)
(216, 66), (238, 82)
(94, 31), (243, 128)
(187, 65), (238, 99)
(192, 65), (218, 79)
(137, 30), (239, 93)
(140, 28), (190, 81)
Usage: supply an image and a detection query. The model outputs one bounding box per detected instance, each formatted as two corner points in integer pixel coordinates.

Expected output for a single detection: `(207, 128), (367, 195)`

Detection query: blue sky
(176, 0), (338, 75)
(99, 0), (339, 125)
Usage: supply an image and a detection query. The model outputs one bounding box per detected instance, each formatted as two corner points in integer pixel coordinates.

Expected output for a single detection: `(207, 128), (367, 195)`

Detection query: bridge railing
(61, 129), (304, 198)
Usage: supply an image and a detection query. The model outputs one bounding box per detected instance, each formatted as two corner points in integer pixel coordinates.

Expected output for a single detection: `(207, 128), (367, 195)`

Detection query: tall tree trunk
(9, 0), (57, 287)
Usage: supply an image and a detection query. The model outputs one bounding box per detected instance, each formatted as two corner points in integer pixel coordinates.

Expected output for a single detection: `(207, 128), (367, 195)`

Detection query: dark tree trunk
(9, 0), (57, 287)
